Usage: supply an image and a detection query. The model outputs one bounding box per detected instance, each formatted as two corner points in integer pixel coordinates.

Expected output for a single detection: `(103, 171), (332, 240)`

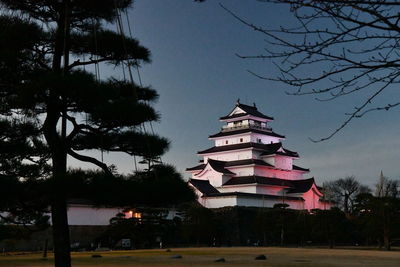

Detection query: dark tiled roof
(225, 159), (273, 167)
(208, 159), (235, 175)
(220, 103), (274, 120)
(206, 191), (303, 201)
(198, 142), (257, 154)
(259, 143), (299, 158)
(186, 160), (234, 175)
(224, 176), (292, 187)
(187, 159), (273, 173)
(198, 142), (298, 158)
(209, 128), (285, 139)
(286, 178), (315, 193)
(189, 179), (220, 195)
(292, 165), (310, 172)
(224, 176), (318, 195)
(189, 176), (316, 201)
(186, 163), (206, 171)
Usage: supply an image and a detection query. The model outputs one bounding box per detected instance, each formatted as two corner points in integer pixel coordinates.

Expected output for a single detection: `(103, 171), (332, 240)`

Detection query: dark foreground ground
(1, 247), (399, 266)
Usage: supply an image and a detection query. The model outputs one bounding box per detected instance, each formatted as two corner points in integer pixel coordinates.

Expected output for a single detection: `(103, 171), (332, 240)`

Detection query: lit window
(126, 210), (142, 220)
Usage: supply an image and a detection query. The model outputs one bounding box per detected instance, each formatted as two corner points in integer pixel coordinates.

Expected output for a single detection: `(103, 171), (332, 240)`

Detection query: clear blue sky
(70, 0), (400, 188)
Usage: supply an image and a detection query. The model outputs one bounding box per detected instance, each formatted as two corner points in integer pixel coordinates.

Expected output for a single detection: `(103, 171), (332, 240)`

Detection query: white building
(187, 101), (331, 210)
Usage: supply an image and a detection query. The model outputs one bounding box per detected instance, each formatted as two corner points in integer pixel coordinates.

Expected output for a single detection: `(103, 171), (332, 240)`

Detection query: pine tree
(0, 1), (194, 266)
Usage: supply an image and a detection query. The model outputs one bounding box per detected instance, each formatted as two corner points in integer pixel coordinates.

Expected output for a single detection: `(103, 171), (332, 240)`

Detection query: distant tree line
(1, 174), (398, 251)
(100, 174), (399, 251)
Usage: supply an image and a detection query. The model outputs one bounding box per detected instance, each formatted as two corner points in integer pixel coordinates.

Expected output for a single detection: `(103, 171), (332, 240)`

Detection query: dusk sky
(70, 0), (400, 187)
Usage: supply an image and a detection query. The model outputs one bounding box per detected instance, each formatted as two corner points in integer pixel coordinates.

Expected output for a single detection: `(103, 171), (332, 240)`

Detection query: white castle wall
(214, 133), (281, 147)
(215, 135), (251, 146)
(204, 150), (253, 162)
(220, 184), (285, 196)
(262, 155), (275, 166)
(194, 168), (227, 187)
(219, 185), (257, 194)
(225, 166), (254, 176)
(66, 205), (122, 226)
(201, 195), (305, 209)
(256, 186), (285, 195)
(254, 166), (304, 180)
(193, 163), (305, 180)
(274, 155), (293, 170)
(250, 133), (282, 144)
(200, 196), (237, 208)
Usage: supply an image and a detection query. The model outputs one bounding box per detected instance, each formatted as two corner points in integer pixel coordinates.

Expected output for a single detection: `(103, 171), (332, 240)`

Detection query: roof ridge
(207, 158), (227, 164)
(238, 103), (258, 110)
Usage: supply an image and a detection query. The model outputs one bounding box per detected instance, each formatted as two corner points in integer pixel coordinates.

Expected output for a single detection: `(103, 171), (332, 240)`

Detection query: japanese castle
(187, 101), (331, 210)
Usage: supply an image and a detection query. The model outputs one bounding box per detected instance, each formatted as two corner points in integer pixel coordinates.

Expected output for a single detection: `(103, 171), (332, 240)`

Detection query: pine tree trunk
(51, 196), (71, 267)
(45, 1), (72, 266)
(49, 141), (71, 267)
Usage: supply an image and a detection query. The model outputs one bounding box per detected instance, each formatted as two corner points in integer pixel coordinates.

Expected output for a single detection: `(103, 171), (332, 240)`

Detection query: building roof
(259, 142), (299, 158)
(224, 176), (292, 187)
(186, 159), (272, 173)
(209, 128), (285, 139)
(186, 163), (206, 172)
(206, 191), (303, 201)
(198, 142), (256, 154)
(186, 159), (235, 175)
(189, 179), (220, 195)
(198, 142), (298, 158)
(292, 165), (310, 172)
(220, 103), (274, 121)
(208, 159), (235, 175)
(189, 178), (303, 201)
(224, 176), (317, 195)
(286, 178), (316, 193)
(224, 159), (273, 167)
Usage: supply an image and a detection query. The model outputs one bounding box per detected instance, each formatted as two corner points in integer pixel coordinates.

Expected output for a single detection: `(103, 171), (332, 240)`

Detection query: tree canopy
(0, 1), (194, 266)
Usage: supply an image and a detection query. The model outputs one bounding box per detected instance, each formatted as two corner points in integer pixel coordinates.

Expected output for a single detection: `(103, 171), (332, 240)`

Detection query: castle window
(240, 138), (243, 143)
(225, 140), (228, 144)
(257, 138), (262, 143)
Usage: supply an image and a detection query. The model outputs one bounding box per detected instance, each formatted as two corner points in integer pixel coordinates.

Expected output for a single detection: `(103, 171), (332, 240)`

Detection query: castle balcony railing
(221, 124), (272, 132)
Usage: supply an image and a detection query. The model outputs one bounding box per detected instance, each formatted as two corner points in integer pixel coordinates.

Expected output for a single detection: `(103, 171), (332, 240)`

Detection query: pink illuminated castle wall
(187, 101), (331, 210)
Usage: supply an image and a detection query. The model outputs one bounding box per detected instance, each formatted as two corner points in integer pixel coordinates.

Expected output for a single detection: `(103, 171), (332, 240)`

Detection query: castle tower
(186, 101), (331, 210)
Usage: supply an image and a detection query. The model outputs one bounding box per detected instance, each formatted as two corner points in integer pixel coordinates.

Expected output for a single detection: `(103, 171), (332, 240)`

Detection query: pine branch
(67, 148), (112, 175)
(68, 57), (113, 70)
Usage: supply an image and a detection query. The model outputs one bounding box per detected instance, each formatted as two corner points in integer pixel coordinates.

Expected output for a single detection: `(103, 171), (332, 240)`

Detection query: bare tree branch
(222, 1), (400, 141)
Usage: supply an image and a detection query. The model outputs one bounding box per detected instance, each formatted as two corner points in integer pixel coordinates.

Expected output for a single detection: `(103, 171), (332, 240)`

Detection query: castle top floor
(218, 100), (274, 133)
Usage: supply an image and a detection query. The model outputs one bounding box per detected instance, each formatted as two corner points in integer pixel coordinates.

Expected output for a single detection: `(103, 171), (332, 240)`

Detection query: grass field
(1, 247), (399, 267)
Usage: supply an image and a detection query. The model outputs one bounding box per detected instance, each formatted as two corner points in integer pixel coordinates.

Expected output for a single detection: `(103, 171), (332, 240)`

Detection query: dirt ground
(1, 247), (399, 267)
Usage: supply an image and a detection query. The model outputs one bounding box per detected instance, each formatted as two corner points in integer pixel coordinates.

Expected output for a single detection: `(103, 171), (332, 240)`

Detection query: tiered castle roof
(186, 101), (331, 210)
(220, 103), (274, 121)
(198, 142), (298, 157)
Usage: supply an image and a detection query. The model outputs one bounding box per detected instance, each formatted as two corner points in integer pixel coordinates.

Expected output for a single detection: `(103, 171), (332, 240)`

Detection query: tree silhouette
(375, 171), (399, 198)
(323, 176), (370, 215)
(221, 1), (400, 141)
(0, 1), (194, 266)
(355, 193), (400, 250)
